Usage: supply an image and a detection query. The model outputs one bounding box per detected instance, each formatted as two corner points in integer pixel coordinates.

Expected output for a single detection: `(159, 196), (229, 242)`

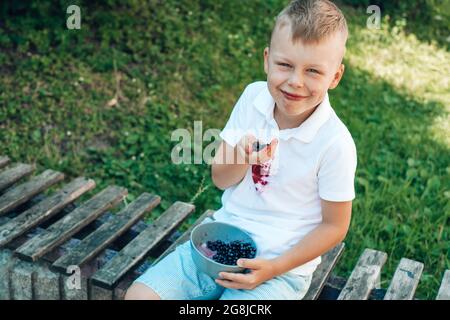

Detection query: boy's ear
(329, 64), (345, 90)
(263, 47), (269, 75)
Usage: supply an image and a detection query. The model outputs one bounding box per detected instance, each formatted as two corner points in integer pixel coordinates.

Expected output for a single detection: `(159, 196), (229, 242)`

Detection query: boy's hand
(215, 258), (277, 290)
(236, 134), (278, 165)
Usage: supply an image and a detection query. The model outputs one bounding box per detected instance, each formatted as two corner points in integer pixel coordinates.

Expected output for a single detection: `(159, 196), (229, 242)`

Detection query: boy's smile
(264, 22), (346, 130)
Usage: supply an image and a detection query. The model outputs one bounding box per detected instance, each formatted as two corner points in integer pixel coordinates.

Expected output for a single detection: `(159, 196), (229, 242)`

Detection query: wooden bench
(0, 155), (448, 300)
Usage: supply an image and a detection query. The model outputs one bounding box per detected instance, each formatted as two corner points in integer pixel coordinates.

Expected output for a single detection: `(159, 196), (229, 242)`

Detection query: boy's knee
(124, 282), (161, 300)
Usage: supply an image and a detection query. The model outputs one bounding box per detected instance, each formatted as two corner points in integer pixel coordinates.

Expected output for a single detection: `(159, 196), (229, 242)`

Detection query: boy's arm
(270, 199), (352, 276)
(211, 141), (249, 190)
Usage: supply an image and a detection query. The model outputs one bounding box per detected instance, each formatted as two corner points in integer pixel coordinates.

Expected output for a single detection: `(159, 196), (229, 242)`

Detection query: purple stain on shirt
(252, 162), (272, 192)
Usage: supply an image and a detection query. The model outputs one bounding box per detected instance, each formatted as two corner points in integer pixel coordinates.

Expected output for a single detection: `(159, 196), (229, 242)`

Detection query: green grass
(0, 0), (448, 299)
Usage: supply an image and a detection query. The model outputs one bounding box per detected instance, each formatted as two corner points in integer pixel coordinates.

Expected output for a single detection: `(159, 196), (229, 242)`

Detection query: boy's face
(264, 23), (346, 121)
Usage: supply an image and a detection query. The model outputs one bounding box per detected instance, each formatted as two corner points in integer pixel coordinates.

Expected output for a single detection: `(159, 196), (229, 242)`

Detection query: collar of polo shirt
(253, 86), (332, 143)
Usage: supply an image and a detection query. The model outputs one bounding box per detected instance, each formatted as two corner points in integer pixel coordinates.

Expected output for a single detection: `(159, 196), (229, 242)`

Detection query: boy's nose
(287, 72), (304, 88)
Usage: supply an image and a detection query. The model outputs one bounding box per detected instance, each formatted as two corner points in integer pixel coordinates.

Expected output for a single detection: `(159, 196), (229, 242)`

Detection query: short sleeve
(318, 134), (357, 202)
(219, 84), (252, 147)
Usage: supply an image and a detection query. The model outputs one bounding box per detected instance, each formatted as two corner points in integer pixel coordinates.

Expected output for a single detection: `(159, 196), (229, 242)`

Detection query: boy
(126, 0), (356, 300)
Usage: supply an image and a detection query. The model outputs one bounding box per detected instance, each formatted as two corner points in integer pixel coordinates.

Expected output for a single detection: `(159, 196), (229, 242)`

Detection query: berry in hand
(253, 141), (268, 152)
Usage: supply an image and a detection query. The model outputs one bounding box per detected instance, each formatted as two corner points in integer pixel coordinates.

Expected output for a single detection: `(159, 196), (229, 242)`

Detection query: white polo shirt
(213, 81), (357, 276)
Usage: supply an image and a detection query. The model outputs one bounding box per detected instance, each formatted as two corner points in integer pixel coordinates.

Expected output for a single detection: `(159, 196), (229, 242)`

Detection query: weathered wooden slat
(98, 232), (181, 300)
(0, 216), (8, 225)
(384, 258), (424, 300)
(0, 177), (96, 247)
(0, 169), (64, 216)
(0, 163), (36, 191)
(0, 156), (10, 169)
(337, 249), (387, 300)
(318, 274), (388, 300)
(0, 163), (35, 193)
(152, 209), (215, 265)
(303, 242), (345, 300)
(90, 283), (113, 300)
(90, 201), (195, 289)
(436, 270), (450, 300)
(51, 193), (160, 273)
(14, 185), (128, 262)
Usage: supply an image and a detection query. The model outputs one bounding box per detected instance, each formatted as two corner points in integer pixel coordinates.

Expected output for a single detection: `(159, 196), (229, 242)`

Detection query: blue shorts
(133, 240), (312, 300)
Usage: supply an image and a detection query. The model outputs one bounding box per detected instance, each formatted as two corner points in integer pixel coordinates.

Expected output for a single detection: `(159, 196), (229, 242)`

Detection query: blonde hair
(271, 0), (348, 45)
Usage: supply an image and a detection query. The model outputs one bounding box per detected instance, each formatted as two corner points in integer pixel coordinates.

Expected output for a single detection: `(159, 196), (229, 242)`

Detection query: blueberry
(252, 141), (268, 152)
(205, 240), (256, 265)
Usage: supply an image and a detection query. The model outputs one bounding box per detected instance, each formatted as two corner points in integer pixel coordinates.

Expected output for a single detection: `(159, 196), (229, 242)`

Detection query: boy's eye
(277, 63), (292, 68)
(307, 68), (320, 74)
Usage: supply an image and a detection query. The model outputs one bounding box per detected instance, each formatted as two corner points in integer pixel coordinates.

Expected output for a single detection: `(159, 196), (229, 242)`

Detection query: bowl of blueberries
(190, 221), (258, 279)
